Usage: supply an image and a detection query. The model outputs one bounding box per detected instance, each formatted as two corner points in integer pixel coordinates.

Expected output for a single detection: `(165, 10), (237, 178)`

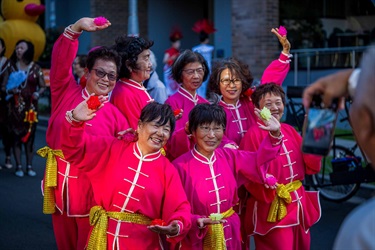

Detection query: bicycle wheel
(311, 145), (361, 202)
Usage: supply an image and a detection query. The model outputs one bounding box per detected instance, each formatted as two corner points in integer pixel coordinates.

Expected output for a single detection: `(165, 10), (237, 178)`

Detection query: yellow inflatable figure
(0, 0), (46, 61)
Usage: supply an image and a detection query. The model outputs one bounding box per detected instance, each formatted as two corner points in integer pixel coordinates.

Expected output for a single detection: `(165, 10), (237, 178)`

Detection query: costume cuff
(279, 52), (292, 64)
(348, 69), (361, 98)
(63, 25), (83, 40)
(65, 110), (84, 126)
(269, 131), (284, 146)
(166, 220), (182, 238)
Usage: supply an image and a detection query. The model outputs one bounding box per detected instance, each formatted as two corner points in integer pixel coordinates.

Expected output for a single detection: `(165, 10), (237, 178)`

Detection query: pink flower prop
(265, 176), (277, 187)
(278, 26), (287, 36)
(94, 16), (108, 26)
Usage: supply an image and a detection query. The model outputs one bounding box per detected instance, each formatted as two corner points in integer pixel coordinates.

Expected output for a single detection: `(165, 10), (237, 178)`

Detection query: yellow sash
(37, 146), (64, 214)
(203, 207), (235, 250)
(267, 180), (302, 222)
(87, 205), (152, 250)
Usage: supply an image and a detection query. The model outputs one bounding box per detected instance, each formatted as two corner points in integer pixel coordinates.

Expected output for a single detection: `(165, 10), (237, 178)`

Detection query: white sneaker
(4, 158), (13, 169)
(27, 168), (36, 177)
(15, 169), (24, 177)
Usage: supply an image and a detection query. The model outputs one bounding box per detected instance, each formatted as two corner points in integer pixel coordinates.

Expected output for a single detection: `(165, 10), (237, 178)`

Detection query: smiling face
(258, 93), (284, 121)
(181, 62), (205, 95)
(137, 119), (171, 155)
(85, 58), (117, 96)
(130, 49), (152, 83)
(193, 122), (224, 159)
(219, 68), (242, 104)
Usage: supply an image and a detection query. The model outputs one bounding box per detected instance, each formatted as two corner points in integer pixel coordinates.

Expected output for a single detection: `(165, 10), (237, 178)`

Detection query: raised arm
(49, 17), (111, 109)
(260, 27), (292, 86)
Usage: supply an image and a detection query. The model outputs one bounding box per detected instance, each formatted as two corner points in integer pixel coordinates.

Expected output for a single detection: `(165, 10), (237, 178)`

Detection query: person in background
(208, 27), (291, 146)
(73, 54), (87, 87)
(172, 103), (283, 249)
(39, 17), (129, 250)
(3, 40), (46, 177)
(142, 50), (167, 103)
(0, 38), (13, 170)
(110, 35), (155, 129)
(61, 101), (191, 249)
(192, 19), (216, 99)
(240, 83), (321, 250)
(163, 27), (182, 96)
(303, 46), (375, 250)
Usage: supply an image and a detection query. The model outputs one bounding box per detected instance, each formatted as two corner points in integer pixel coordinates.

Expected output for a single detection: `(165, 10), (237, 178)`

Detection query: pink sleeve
(260, 52), (291, 86)
(166, 127), (193, 162)
(60, 117), (121, 176)
(162, 162), (192, 244)
(235, 133), (282, 186)
(49, 34), (80, 111)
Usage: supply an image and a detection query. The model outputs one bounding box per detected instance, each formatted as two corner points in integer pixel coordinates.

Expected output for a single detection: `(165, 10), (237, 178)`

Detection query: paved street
(0, 125), (373, 249)
(0, 126), (56, 250)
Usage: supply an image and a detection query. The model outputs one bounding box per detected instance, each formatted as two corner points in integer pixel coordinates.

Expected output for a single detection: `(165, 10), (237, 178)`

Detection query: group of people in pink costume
(38, 16), (321, 250)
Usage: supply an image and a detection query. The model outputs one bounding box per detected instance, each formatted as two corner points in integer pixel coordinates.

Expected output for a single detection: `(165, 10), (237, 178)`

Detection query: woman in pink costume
(165, 50), (210, 133)
(61, 101), (191, 250)
(208, 27), (291, 146)
(239, 83), (322, 250)
(172, 103), (283, 249)
(110, 35), (155, 129)
(40, 17), (129, 250)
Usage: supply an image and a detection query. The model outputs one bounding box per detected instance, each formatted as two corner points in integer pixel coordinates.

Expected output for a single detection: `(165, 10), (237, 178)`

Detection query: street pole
(128, 0), (139, 37)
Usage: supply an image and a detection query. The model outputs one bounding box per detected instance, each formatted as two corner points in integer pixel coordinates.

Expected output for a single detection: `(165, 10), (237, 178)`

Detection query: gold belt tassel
(267, 180), (302, 222)
(37, 146), (64, 214)
(203, 207), (235, 250)
(87, 206), (152, 250)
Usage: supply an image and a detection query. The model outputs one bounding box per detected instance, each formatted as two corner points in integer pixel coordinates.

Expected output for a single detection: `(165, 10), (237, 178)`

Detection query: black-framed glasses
(91, 68), (117, 81)
(183, 67), (205, 76)
(220, 78), (242, 86)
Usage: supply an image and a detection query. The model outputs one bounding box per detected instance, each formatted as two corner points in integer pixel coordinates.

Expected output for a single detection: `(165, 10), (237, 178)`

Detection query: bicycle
(285, 86), (375, 202)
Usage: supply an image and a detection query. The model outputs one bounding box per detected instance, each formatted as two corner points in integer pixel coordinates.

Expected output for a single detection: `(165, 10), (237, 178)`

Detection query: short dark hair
(10, 40), (34, 64)
(171, 49), (209, 83)
(76, 54), (87, 68)
(251, 83), (286, 108)
(208, 57), (254, 97)
(188, 103), (226, 133)
(0, 38), (5, 57)
(140, 102), (176, 135)
(86, 46), (121, 76)
(112, 36), (154, 78)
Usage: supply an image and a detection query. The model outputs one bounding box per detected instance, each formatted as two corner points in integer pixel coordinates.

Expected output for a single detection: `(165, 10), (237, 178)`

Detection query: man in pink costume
(38, 17), (129, 249)
(240, 84), (321, 250)
(61, 101), (191, 249)
(171, 103), (283, 249)
(209, 27), (292, 146)
(110, 35), (155, 129)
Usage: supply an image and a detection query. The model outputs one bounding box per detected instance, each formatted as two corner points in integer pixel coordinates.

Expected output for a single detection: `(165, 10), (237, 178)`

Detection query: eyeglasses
(91, 68), (117, 81)
(199, 125), (224, 135)
(183, 68), (205, 76)
(220, 78), (242, 86)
